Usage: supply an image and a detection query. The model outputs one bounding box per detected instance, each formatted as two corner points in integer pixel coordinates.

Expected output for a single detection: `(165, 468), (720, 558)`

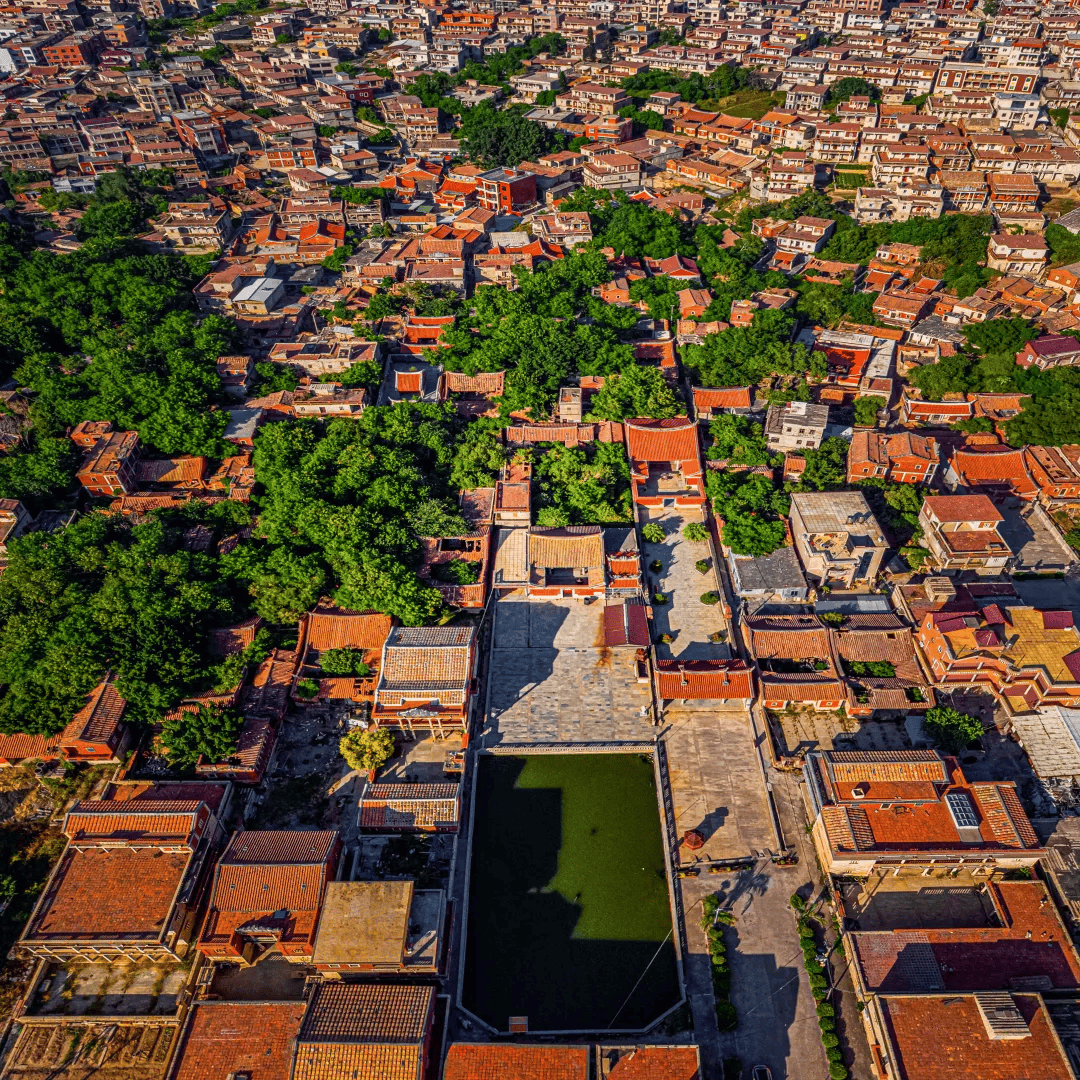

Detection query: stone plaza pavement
(482, 594), (656, 747)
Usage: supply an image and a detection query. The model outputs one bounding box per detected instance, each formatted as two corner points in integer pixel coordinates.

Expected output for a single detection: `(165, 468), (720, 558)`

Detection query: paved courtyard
(665, 712), (775, 865)
(998, 500), (1076, 574)
(640, 513), (731, 661)
(482, 595), (656, 747)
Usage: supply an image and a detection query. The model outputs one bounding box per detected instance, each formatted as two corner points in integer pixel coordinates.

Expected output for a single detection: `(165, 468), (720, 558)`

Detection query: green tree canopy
(161, 704), (244, 767)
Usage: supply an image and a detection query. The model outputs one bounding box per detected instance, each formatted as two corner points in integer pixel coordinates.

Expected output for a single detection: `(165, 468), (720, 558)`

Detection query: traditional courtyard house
(655, 660), (755, 710)
(691, 386), (752, 420)
(898, 391), (974, 425)
(295, 603), (394, 706)
(625, 418), (705, 508)
(19, 798), (218, 962)
(1024, 445), (1080, 502)
(196, 830), (340, 965)
(947, 446), (1040, 500)
(745, 613), (848, 712)
(372, 626), (478, 736)
(915, 601), (1080, 713)
(919, 494), (1013, 573)
(847, 432), (939, 485)
(311, 878), (446, 975)
(293, 983), (436, 1080)
(830, 613), (933, 717)
(803, 749), (1044, 876)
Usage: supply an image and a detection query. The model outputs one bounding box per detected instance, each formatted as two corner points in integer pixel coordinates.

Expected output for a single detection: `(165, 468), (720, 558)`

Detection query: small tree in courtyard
(161, 704), (244, 767)
(642, 522), (665, 543)
(683, 521), (709, 542)
(320, 648), (371, 677)
(340, 726), (396, 774)
(923, 705), (984, 754)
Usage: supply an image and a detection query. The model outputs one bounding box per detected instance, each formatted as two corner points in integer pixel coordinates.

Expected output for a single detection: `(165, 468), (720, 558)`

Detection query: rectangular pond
(463, 753), (680, 1032)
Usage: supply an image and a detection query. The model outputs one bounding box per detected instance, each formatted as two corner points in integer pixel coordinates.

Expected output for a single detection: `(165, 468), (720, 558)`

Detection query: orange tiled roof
(304, 603), (395, 652)
(608, 1047), (701, 1080)
(61, 676), (126, 745)
(172, 1002), (306, 1080)
(656, 660), (754, 700)
(625, 417), (700, 465)
(443, 1045), (589, 1080)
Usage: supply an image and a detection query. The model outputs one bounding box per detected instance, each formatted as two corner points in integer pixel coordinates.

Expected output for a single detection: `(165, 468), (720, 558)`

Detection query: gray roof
(729, 546), (806, 595)
(1055, 207), (1080, 234)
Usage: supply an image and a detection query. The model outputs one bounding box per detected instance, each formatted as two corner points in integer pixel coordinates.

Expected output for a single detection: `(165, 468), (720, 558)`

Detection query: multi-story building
(918, 494), (1013, 573)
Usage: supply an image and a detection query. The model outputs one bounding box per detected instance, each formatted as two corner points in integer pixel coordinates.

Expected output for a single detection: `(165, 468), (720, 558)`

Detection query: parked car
(752, 1068), (772, 1080)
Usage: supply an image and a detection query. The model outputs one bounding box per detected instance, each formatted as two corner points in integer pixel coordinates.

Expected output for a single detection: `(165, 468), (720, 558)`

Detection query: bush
(320, 647), (371, 677)
(812, 985), (828, 1001)
(339, 726), (396, 773)
(700, 591), (720, 605)
(809, 973), (828, 988)
(642, 522), (666, 543)
(791, 893), (807, 911)
(695, 558), (710, 574)
(683, 521), (709, 542)
(654, 593), (668, 604)
(819, 1016), (836, 1033)
(827, 1047), (844, 1064)
(822, 1033), (840, 1048)
(295, 677), (319, 699)
(817, 1002), (836, 1017)
(829, 1064), (849, 1080)
(715, 1000), (738, 1031)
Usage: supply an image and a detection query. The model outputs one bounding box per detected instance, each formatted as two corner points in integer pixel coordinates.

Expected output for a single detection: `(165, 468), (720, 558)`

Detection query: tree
(791, 437), (848, 491)
(825, 77), (881, 106)
(459, 102), (563, 167)
(339, 725), (395, 772)
(320, 648), (370, 676)
(922, 705), (984, 754)
(721, 514), (787, 557)
(706, 414), (773, 465)
(585, 364), (680, 421)
(641, 522), (665, 543)
(1047, 222), (1080, 267)
(161, 704), (244, 766)
(683, 521), (709, 542)
(322, 244), (354, 272)
(853, 396), (880, 427)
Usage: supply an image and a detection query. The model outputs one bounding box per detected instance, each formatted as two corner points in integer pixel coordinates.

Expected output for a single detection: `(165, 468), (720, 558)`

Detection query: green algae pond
(463, 753), (680, 1031)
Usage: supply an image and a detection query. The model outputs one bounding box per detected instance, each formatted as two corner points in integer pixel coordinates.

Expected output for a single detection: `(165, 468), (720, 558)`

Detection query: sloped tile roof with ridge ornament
(528, 526), (605, 570)
(379, 626), (475, 688)
(625, 417), (701, 464)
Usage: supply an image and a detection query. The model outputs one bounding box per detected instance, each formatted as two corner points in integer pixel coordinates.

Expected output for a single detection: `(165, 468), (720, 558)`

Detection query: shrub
(715, 1000), (737, 1031)
(295, 677), (319, 699)
(700, 591), (720, 605)
(790, 893), (807, 911)
(320, 647), (371, 677)
(829, 1063), (849, 1080)
(695, 558), (710, 574)
(817, 1002), (836, 1017)
(809, 973), (828, 988)
(827, 1047), (844, 1064)
(822, 1033), (840, 1048)
(654, 593), (668, 604)
(819, 1016), (836, 1033)
(812, 985), (828, 1001)
(642, 522), (666, 543)
(339, 726), (395, 773)
(683, 521), (709, 542)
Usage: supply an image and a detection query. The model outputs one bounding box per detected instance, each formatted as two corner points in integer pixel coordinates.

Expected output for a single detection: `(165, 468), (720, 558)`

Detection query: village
(4, 0), (1080, 1078)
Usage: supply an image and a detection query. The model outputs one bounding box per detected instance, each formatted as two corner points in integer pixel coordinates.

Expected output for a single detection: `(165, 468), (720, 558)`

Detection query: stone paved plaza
(482, 595), (657, 747)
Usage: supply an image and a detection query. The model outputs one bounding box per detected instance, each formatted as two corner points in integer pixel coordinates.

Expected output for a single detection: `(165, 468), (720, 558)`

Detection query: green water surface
(464, 753), (679, 1031)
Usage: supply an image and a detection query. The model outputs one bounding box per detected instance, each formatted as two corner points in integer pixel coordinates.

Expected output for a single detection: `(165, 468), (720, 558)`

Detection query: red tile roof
(625, 418), (701, 465)
(0, 730), (61, 762)
(692, 386), (752, 411)
(443, 1045), (589, 1080)
(852, 881), (1080, 993)
(656, 660), (754, 700)
(950, 448), (1039, 497)
(61, 675), (126, 745)
(923, 494), (1002, 523)
(300, 983), (433, 1042)
(608, 1047), (701, 1080)
(878, 993), (1073, 1080)
(171, 1002), (306, 1080)
(24, 846), (192, 942)
(304, 603), (394, 652)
